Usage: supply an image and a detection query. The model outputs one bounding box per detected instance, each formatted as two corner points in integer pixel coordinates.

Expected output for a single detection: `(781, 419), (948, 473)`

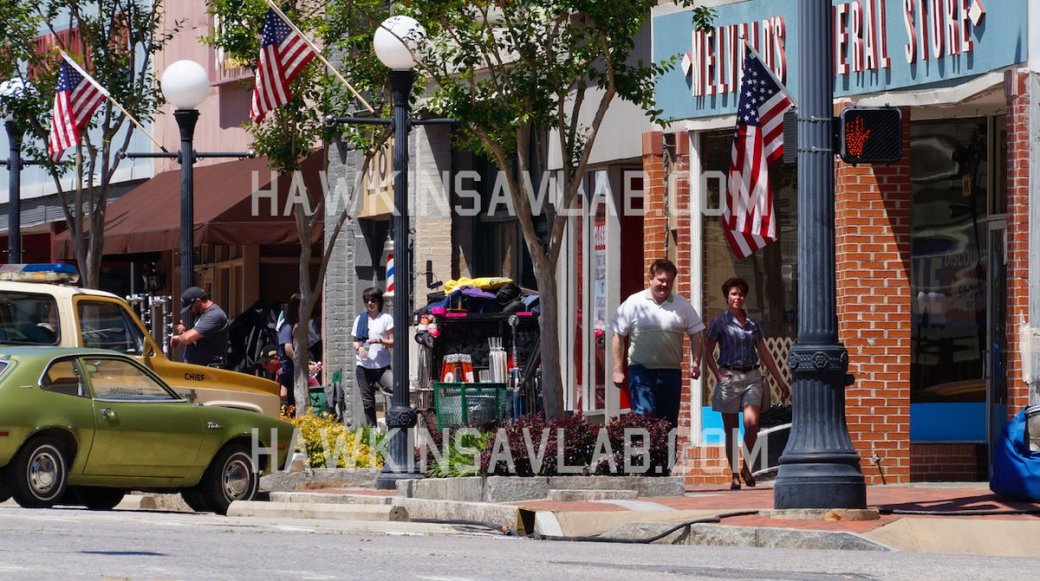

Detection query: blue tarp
(990, 408), (1040, 502)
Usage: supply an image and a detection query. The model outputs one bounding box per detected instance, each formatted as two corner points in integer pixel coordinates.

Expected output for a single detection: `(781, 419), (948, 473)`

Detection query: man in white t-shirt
(352, 287), (394, 425)
(611, 259), (704, 430)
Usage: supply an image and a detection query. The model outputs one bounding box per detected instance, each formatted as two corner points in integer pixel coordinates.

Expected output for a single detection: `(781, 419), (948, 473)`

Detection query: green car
(0, 347), (296, 515)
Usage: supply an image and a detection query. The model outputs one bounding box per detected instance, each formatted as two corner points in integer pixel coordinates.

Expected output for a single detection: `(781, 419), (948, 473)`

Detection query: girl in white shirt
(352, 287), (394, 425)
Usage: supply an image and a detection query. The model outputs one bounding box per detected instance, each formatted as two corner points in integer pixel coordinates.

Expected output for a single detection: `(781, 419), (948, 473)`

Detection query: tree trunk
(293, 321), (312, 418)
(532, 257), (564, 419)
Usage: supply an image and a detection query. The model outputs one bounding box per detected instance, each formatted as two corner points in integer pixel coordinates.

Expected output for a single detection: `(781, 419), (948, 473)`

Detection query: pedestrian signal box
(839, 107), (902, 165)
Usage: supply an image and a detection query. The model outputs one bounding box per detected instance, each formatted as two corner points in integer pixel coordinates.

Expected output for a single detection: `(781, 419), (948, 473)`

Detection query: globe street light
(124, 60), (250, 303)
(160, 60), (209, 294)
(373, 14), (422, 490)
(327, 15), (450, 487)
(0, 78), (37, 263)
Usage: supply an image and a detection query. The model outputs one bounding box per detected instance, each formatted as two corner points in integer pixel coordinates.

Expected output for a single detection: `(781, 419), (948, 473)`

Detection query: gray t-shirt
(184, 304), (230, 366)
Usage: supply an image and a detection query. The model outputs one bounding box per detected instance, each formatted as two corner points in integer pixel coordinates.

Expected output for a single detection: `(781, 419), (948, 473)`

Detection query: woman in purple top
(703, 277), (790, 490)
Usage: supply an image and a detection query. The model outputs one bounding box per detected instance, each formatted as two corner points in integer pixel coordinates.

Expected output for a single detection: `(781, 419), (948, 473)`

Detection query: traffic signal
(839, 107), (902, 165)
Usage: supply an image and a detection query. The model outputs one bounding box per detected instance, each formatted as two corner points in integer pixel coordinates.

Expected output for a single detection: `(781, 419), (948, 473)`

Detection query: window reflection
(699, 130), (798, 405)
(910, 119), (988, 403)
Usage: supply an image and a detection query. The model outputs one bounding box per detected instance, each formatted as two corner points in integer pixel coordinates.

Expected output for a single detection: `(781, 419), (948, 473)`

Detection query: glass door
(986, 219), (1008, 474)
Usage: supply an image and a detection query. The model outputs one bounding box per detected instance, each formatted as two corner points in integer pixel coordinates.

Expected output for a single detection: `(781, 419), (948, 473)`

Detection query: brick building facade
(627, 0), (1040, 485)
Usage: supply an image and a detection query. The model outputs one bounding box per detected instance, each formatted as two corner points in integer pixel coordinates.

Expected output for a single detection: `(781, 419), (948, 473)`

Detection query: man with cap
(171, 287), (230, 368)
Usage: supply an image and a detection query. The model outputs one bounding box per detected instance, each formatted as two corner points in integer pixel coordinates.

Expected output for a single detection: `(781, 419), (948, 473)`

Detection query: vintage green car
(0, 347), (296, 515)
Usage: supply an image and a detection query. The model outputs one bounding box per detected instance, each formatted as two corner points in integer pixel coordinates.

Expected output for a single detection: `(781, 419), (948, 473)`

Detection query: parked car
(0, 347), (295, 515)
(0, 264), (281, 416)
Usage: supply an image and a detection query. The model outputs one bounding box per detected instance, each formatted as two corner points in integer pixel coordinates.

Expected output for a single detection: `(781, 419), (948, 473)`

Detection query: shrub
(480, 412), (598, 476)
(427, 429), (493, 478)
(593, 413), (673, 476)
(286, 413), (384, 469)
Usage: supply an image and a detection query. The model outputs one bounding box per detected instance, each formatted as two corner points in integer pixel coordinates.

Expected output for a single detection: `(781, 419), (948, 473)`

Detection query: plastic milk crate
(434, 382), (507, 428)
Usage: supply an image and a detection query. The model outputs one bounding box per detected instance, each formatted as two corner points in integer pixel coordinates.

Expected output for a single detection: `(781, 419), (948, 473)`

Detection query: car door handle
(99, 407), (117, 421)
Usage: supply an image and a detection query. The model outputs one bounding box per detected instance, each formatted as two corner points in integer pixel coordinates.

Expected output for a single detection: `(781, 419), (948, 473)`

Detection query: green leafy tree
(0, 1), (179, 289)
(403, 0), (713, 418)
(207, 0), (399, 414)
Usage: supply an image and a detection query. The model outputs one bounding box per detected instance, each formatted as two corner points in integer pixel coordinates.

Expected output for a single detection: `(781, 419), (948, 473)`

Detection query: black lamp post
(4, 117), (24, 263)
(773, 0), (867, 509)
(122, 60), (251, 297)
(329, 15), (452, 489)
(1, 78), (36, 263)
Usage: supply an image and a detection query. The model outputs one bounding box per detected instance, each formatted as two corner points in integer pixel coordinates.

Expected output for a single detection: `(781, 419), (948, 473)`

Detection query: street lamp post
(161, 61), (210, 294)
(328, 15), (451, 489)
(122, 61), (251, 297)
(773, 0), (866, 509)
(0, 78), (37, 264)
(4, 117), (23, 263)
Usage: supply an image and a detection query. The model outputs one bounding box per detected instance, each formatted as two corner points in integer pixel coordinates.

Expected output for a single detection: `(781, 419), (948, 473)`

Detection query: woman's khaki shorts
(711, 369), (763, 414)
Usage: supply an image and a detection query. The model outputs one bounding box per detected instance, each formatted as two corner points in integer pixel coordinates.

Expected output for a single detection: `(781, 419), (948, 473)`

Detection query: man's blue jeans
(628, 364), (682, 430)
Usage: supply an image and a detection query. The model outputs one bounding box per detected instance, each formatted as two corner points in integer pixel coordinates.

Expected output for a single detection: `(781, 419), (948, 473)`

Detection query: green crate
(434, 382), (507, 427)
(308, 386), (330, 415)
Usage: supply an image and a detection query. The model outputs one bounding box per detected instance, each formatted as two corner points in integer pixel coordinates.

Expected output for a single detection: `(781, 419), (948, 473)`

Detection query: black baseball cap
(181, 286), (207, 307)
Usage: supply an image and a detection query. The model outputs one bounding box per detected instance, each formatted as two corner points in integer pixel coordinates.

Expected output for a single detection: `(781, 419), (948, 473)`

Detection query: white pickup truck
(0, 267), (280, 417)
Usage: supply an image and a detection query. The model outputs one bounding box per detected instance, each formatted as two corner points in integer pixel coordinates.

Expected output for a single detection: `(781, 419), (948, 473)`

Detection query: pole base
(773, 463), (866, 509)
(375, 469), (424, 491)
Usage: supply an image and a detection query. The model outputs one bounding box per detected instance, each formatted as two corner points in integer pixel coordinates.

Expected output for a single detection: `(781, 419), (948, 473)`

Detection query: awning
(53, 153), (326, 258)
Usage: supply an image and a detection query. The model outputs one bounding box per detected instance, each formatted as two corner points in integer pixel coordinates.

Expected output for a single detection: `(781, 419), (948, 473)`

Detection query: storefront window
(699, 130), (798, 408)
(910, 119), (988, 403)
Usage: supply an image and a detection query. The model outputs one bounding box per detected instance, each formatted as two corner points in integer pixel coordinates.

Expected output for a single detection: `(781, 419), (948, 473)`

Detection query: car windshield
(0, 291), (60, 345)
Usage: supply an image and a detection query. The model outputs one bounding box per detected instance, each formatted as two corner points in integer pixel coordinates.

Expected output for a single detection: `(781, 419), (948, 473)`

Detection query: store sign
(358, 139), (394, 219)
(655, 0), (1023, 121)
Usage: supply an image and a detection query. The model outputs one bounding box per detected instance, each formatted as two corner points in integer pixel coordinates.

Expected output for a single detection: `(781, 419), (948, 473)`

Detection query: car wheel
(200, 443), (258, 516)
(180, 489), (212, 513)
(0, 481), (11, 504)
(9, 437), (68, 508)
(73, 487), (126, 510)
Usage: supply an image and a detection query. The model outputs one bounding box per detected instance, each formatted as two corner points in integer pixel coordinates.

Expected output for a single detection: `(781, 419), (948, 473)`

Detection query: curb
(228, 500), (408, 521)
(270, 492), (394, 505)
(685, 524), (892, 551)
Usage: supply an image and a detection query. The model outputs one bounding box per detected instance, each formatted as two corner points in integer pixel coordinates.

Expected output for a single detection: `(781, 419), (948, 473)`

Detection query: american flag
(251, 8), (317, 123)
(48, 58), (107, 161)
(724, 44), (793, 259)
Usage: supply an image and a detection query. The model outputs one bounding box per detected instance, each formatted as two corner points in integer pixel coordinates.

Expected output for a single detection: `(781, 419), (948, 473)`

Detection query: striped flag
(250, 8), (317, 123)
(724, 44), (793, 259)
(48, 56), (108, 161)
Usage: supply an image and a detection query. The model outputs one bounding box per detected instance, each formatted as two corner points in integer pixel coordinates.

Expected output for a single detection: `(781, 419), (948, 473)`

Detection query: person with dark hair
(171, 286), (229, 368)
(612, 259), (704, 432)
(277, 294), (301, 410)
(352, 287), (394, 425)
(703, 277), (791, 490)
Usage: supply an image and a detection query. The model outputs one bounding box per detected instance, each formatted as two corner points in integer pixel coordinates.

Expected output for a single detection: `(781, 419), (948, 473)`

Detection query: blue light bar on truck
(0, 263), (80, 284)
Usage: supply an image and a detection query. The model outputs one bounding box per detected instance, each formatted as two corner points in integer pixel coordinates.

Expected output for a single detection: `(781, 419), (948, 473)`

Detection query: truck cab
(0, 266), (280, 417)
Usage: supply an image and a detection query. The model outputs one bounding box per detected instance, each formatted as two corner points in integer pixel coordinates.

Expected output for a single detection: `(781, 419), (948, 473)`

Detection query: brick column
(642, 131), (668, 264)
(834, 105), (913, 484)
(1005, 68), (1032, 413)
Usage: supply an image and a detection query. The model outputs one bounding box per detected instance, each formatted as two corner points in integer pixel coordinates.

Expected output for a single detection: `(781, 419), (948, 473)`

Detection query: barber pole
(385, 252), (395, 297)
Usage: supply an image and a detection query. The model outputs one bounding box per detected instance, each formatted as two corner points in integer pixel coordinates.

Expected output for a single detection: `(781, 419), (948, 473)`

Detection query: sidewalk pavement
(243, 478), (1040, 557)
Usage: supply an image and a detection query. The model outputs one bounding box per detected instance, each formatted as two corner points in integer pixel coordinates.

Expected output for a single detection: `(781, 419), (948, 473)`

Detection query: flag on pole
(723, 44), (793, 260)
(48, 56), (108, 161)
(251, 8), (318, 123)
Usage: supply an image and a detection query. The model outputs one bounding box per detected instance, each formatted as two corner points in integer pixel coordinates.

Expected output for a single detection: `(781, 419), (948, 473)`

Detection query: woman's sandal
(740, 466), (756, 488)
(730, 473), (741, 490)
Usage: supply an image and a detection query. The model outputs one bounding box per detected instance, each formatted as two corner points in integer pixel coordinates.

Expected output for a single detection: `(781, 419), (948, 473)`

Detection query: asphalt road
(0, 505), (1036, 580)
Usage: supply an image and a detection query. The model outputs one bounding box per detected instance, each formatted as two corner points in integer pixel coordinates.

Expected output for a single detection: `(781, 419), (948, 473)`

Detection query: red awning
(53, 153), (326, 257)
